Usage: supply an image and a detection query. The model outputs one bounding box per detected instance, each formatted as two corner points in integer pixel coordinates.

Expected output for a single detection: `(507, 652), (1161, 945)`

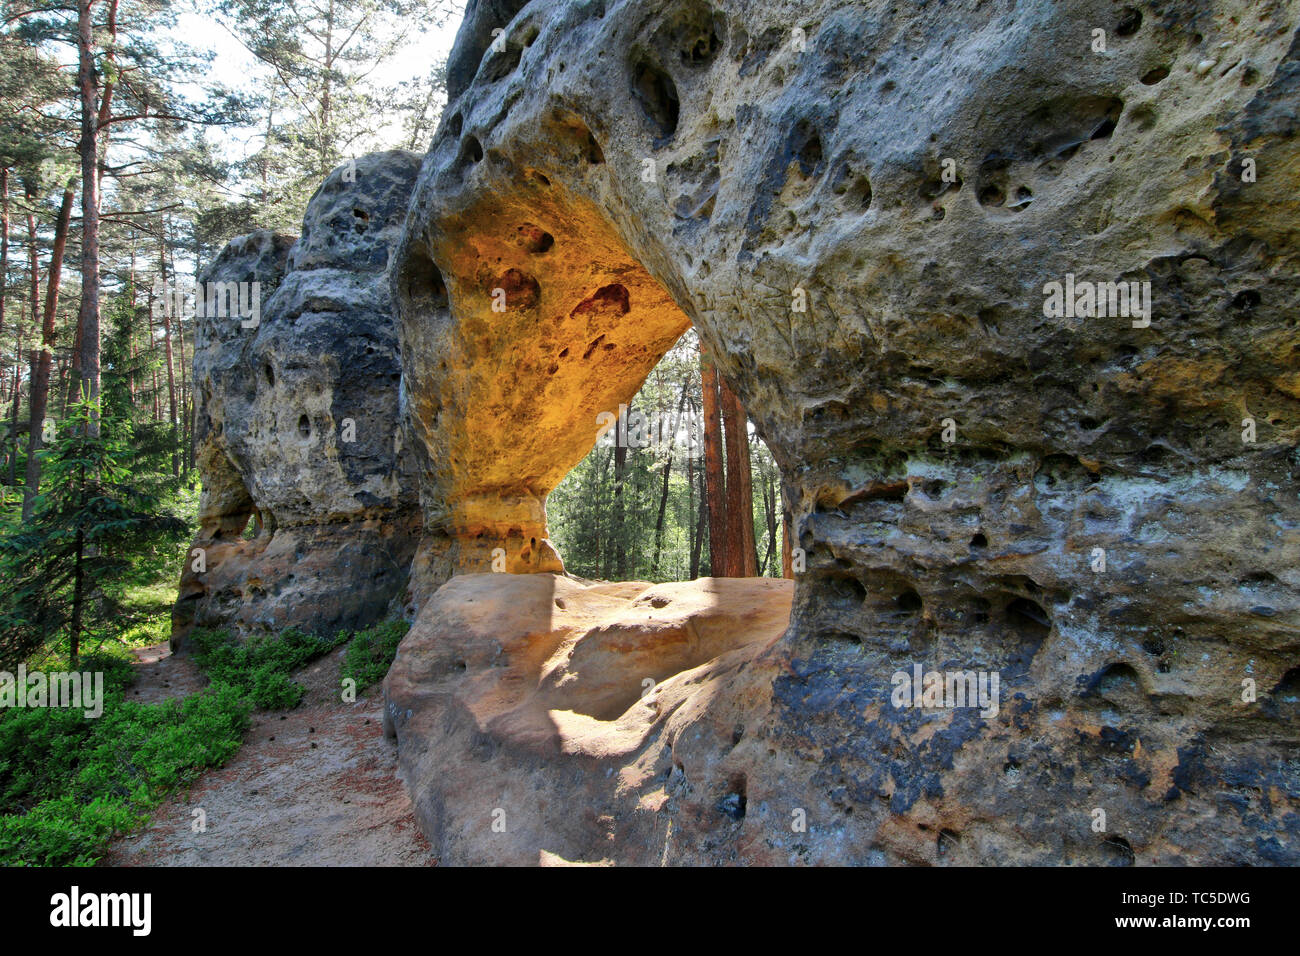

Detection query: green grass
(0, 620), (353, 866)
(113, 582), (178, 649)
(0, 612), (409, 866)
(340, 620), (410, 692)
(20, 582), (181, 673)
(0, 653), (251, 866)
(189, 627), (348, 711)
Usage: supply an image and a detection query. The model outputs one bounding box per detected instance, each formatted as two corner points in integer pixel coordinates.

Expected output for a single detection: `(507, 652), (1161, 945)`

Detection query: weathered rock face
(385, 0), (1300, 864)
(174, 151), (424, 644)
(383, 573), (794, 865)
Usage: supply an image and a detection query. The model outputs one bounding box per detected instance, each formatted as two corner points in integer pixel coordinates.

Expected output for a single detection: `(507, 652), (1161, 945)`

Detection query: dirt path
(105, 644), (436, 866)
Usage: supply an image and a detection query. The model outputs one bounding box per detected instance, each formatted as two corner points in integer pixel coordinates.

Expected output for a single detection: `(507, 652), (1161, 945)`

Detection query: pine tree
(0, 400), (187, 668)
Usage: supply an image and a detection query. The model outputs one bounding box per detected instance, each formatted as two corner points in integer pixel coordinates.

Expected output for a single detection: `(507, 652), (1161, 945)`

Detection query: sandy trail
(105, 643), (435, 867)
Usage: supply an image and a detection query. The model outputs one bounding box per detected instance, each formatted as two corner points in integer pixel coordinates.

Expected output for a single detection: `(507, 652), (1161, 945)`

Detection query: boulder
(383, 573), (793, 865)
(173, 151), (424, 644)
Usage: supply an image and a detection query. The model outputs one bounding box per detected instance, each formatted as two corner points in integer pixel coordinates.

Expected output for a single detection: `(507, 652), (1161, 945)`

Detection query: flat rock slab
(384, 573), (793, 865)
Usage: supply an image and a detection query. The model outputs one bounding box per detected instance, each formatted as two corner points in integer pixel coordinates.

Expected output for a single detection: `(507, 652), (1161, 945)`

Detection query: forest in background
(550, 328), (789, 584)
(0, 0), (455, 670)
(0, 0), (456, 866)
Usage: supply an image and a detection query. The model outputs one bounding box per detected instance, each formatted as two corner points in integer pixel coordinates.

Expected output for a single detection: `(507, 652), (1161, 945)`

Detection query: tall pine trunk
(759, 473), (769, 574)
(0, 168), (8, 404)
(10, 200), (39, 485)
(700, 344), (728, 576)
(126, 236), (136, 402)
(650, 386), (686, 578)
(612, 428), (627, 579)
(75, 0), (102, 435)
(169, 227), (190, 477)
(782, 509), (794, 579)
(692, 485), (707, 580)
(720, 374), (757, 576)
(687, 404), (698, 579)
(159, 237), (178, 474)
(22, 180), (75, 520)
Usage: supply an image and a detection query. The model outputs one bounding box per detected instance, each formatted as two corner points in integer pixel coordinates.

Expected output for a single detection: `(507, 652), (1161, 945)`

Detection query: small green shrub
(190, 626), (345, 709)
(341, 620), (410, 692)
(0, 681), (252, 866)
(1, 622), (357, 865)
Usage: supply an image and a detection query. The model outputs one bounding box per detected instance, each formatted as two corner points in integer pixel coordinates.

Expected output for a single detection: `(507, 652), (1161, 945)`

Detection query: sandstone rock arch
(393, 172), (693, 585)
(383, 0), (1300, 865)
(183, 0), (1300, 865)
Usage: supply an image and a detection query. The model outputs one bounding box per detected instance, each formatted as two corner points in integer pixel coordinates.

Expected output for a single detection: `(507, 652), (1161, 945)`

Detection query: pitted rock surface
(174, 151), (424, 643)
(383, 0), (1300, 864)
(178, 0), (1300, 864)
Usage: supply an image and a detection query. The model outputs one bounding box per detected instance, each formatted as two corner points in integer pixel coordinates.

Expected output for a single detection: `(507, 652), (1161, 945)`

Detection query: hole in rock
(548, 329), (785, 583)
(1115, 8), (1142, 36)
(793, 121), (823, 177)
(978, 183), (1006, 207)
(402, 245), (448, 311)
(1140, 636), (1166, 656)
(488, 268), (541, 311)
(680, 13), (723, 65)
(549, 113), (606, 164)
(826, 631), (863, 645)
(632, 60), (680, 139)
(393, 181), (796, 734)
(1270, 667), (1300, 709)
(457, 136), (484, 179)
(1230, 289), (1261, 313)
(1092, 662), (1142, 699)
(828, 575), (867, 605)
(896, 589), (923, 615)
(297, 415), (311, 439)
(1091, 114), (1118, 140)
(1006, 597), (1051, 640)
(515, 223), (555, 253)
(482, 44), (523, 84)
(241, 508), (264, 541)
(716, 774), (747, 820)
(1239, 570), (1277, 586)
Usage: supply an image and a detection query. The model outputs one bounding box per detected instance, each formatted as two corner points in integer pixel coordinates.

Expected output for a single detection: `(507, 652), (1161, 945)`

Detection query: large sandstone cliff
(188, 0), (1300, 865)
(174, 151), (424, 642)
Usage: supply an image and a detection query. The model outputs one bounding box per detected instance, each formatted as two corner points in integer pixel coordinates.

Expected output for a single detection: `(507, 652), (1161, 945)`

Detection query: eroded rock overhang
(385, 0), (1300, 864)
